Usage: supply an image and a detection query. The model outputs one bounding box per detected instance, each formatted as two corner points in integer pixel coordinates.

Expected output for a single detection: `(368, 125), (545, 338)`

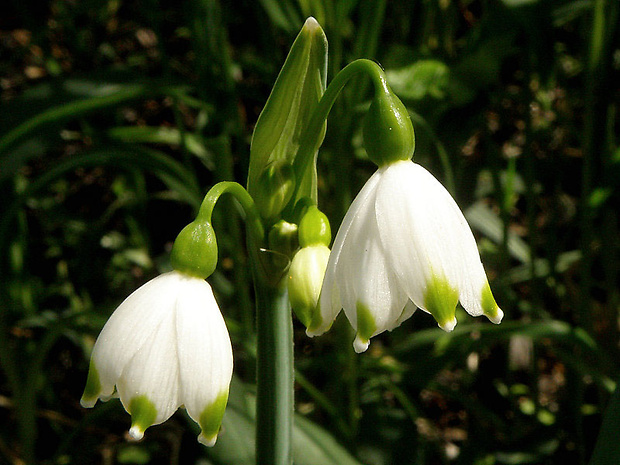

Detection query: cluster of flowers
(80, 17), (502, 449)
(81, 155), (502, 445)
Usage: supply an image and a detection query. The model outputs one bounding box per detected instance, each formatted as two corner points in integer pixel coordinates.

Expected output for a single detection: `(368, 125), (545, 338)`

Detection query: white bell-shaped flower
(80, 271), (233, 446)
(307, 159), (503, 353)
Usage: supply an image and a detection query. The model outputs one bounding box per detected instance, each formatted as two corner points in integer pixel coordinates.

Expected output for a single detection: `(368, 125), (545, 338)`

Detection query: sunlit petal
(175, 278), (233, 444)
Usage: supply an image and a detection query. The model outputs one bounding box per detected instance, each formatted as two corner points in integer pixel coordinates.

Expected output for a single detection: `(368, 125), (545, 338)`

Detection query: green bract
(254, 162), (296, 221)
(362, 80), (415, 167)
(170, 221), (218, 279)
(247, 17), (328, 222)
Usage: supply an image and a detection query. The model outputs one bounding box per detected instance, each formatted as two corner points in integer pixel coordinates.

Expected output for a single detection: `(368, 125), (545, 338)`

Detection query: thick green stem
(254, 279), (294, 465)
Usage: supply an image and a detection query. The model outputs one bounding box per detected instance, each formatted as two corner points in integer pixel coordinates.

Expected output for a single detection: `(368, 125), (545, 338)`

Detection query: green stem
(196, 182), (266, 269)
(254, 279), (294, 465)
(291, 59), (388, 202)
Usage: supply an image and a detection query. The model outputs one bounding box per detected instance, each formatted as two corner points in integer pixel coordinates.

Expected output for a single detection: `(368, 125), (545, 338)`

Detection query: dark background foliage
(1, 0), (619, 464)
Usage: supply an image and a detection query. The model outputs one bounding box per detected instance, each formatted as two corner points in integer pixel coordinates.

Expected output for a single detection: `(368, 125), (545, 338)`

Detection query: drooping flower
(81, 271), (233, 446)
(307, 159), (503, 352)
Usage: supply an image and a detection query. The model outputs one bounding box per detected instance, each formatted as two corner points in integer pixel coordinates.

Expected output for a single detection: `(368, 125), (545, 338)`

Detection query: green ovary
(198, 391), (229, 444)
(129, 395), (158, 434)
(356, 301), (377, 343)
(424, 274), (458, 328)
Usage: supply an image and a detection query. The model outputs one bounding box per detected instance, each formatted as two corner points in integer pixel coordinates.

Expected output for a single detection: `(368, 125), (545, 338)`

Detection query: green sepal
(247, 18), (328, 218)
(198, 391), (229, 447)
(298, 205), (331, 248)
(424, 273), (458, 331)
(362, 81), (415, 167)
(170, 220), (218, 279)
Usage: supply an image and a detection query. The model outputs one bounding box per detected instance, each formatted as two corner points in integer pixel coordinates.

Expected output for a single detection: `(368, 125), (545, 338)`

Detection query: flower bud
(287, 205), (331, 326)
(268, 219), (299, 258)
(288, 244), (331, 327)
(248, 18), (328, 214)
(298, 205), (331, 247)
(255, 162), (296, 221)
(362, 81), (415, 167)
(170, 221), (218, 279)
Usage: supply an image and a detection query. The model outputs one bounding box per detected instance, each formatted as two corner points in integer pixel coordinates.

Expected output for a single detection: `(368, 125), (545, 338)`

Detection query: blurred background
(1, 0), (619, 464)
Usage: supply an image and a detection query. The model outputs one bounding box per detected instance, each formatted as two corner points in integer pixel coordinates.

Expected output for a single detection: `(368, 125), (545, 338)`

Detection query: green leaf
(247, 17), (328, 220)
(386, 60), (451, 101)
(464, 201), (531, 264)
(0, 76), (188, 181)
(1, 146), (203, 247)
(205, 378), (363, 465)
(258, 0), (303, 32)
(107, 126), (214, 169)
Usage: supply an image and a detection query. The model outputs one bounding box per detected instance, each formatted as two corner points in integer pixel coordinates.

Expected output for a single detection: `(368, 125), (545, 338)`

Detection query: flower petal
(313, 168), (409, 350)
(375, 161), (496, 326)
(87, 271), (186, 401)
(337, 216), (408, 349)
(309, 169), (383, 337)
(116, 305), (181, 437)
(116, 300), (181, 434)
(174, 277), (233, 446)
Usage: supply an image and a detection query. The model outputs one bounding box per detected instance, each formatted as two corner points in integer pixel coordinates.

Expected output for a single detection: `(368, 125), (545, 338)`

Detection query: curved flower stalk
(308, 160), (503, 352)
(81, 271), (233, 446)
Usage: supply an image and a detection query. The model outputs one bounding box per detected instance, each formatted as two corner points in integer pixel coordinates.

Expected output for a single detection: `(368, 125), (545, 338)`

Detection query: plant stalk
(254, 278), (294, 465)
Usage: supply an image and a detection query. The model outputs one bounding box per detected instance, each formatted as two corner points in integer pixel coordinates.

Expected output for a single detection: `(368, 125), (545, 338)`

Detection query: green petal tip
(128, 395), (157, 441)
(198, 391), (229, 447)
(424, 274), (458, 331)
(80, 359), (102, 408)
(481, 282), (503, 324)
(198, 432), (218, 447)
(439, 317), (457, 332)
(353, 335), (370, 353)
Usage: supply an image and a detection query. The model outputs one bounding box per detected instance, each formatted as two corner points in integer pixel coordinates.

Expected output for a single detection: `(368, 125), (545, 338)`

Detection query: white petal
(175, 278), (233, 432)
(90, 271), (186, 399)
(309, 170), (383, 336)
(116, 306), (181, 430)
(375, 161), (493, 319)
(393, 300), (417, 329)
(313, 168), (409, 350)
(335, 199), (408, 337)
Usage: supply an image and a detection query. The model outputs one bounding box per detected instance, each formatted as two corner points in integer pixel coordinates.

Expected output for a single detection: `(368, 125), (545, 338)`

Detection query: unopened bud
(288, 244), (330, 327)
